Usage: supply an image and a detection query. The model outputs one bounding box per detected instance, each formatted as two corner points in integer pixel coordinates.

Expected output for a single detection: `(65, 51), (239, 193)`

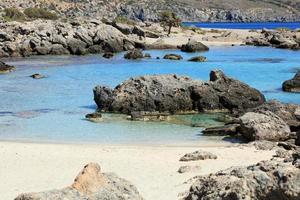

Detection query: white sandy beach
(0, 141), (275, 200)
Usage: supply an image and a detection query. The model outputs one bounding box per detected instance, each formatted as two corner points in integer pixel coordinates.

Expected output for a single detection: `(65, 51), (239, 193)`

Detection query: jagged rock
(250, 100), (300, 130)
(283, 71), (300, 93)
(181, 39), (209, 53)
(30, 74), (46, 79)
(239, 111), (291, 141)
(93, 70), (265, 114)
(50, 44), (70, 55)
(183, 160), (300, 200)
(247, 140), (277, 150)
(15, 163), (143, 200)
(113, 23), (134, 35)
(163, 54), (183, 60)
(67, 37), (88, 55)
(180, 150), (217, 161)
(202, 124), (239, 136)
(0, 61), (15, 74)
(124, 49), (144, 59)
(103, 52), (114, 59)
(178, 166), (201, 174)
(188, 56), (207, 62)
(85, 112), (102, 122)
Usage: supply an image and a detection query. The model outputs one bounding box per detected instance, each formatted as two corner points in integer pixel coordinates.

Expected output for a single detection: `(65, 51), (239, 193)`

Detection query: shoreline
(0, 141), (275, 200)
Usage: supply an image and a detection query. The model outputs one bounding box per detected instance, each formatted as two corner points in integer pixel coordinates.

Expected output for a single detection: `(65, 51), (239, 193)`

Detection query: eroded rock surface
(283, 70), (300, 93)
(93, 70), (265, 114)
(180, 150), (217, 161)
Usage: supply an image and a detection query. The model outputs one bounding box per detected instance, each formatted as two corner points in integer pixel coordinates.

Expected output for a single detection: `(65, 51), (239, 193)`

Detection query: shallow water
(0, 46), (299, 144)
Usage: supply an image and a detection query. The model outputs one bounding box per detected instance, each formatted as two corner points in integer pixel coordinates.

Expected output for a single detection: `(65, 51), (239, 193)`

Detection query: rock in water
(93, 70), (265, 114)
(163, 54), (183, 60)
(283, 70), (300, 93)
(183, 160), (300, 200)
(0, 61), (15, 74)
(124, 49), (144, 59)
(181, 39), (209, 52)
(188, 56), (207, 62)
(239, 111), (291, 141)
(180, 150), (217, 161)
(85, 112), (102, 122)
(103, 52), (114, 59)
(15, 163), (143, 200)
(30, 74), (46, 79)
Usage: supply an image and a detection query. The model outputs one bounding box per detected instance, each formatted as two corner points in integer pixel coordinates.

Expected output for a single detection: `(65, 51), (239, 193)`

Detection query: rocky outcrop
(0, 19), (148, 58)
(246, 29), (300, 50)
(180, 40), (209, 53)
(180, 150), (217, 161)
(0, 61), (15, 74)
(30, 73), (45, 79)
(239, 111), (291, 141)
(183, 159), (300, 200)
(15, 163), (143, 200)
(283, 70), (300, 93)
(93, 70), (265, 114)
(85, 112), (103, 123)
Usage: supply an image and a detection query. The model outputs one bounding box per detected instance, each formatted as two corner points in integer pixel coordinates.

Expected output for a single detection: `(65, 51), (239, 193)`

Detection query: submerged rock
(93, 70), (265, 114)
(30, 73), (46, 79)
(181, 39), (209, 52)
(188, 56), (207, 62)
(85, 112), (102, 122)
(283, 70), (300, 93)
(183, 160), (300, 200)
(129, 111), (170, 121)
(180, 150), (217, 161)
(0, 61), (15, 74)
(15, 163), (143, 200)
(124, 49), (144, 59)
(239, 111), (291, 141)
(163, 54), (183, 60)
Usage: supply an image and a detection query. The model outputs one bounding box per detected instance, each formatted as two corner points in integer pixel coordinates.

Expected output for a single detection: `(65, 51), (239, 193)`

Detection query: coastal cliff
(1, 0), (300, 22)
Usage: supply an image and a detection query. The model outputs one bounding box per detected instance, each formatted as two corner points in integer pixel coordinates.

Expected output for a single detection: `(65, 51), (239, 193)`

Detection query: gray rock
(93, 70), (265, 114)
(124, 49), (144, 59)
(67, 37), (87, 55)
(15, 163), (143, 200)
(30, 73), (46, 79)
(180, 150), (217, 161)
(178, 166), (201, 174)
(239, 111), (291, 141)
(163, 54), (183, 60)
(103, 52), (114, 59)
(85, 112), (102, 123)
(0, 61), (15, 74)
(283, 70), (300, 93)
(248, 140), (277, 150)
(50, 44), (70, 55)
(202, 124), (239, 136)
(181, 39), (209, 52)
(183, 160), (300, 200)
(188, 56), (207, 62)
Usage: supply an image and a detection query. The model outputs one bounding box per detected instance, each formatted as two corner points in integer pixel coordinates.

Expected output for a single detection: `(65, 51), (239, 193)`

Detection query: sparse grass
(24, 7), (58, 20)
(114, 16), (136, 25)
(3, 7), (26, 21)
(276, 27), (292, 32)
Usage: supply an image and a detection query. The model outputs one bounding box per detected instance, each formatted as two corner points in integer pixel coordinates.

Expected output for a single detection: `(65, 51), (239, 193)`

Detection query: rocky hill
(0, 0), (300, 22)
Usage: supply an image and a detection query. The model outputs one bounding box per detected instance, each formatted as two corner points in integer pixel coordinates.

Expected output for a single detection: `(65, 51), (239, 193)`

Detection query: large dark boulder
(15, 163), (143, 200)
(181, 39), (209, 52)
(124, 49), (144, 59)
(183, 160), (300, 200)
(283, 71), (300, 93)
(93, 70), (265, 114)
(0, 61), (15, 74)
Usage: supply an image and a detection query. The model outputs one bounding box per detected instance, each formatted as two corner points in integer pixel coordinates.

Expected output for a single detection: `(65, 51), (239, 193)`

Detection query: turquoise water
(183, 22), (300, 30)
(0, 46), (299, 144)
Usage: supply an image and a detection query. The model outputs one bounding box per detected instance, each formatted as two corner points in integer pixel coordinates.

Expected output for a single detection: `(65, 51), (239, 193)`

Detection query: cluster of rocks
(283, 70), (300, 93)
(246, 29), (300, 50)
(0, 19), (160, 58)
(0, 60), (15, 74)
(93, 70), (265, 116)
(15, 163), (143, 200)
(204, 100), (300, 143)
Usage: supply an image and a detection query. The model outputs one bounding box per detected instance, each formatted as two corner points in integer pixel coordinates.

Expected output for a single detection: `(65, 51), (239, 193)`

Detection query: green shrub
(24, 7), (58, 20)
(3, 7), (25, 21)
(114, 16), (136, 25)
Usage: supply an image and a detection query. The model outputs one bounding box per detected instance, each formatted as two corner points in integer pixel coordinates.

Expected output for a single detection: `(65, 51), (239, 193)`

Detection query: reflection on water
(0, 46), (299, 144)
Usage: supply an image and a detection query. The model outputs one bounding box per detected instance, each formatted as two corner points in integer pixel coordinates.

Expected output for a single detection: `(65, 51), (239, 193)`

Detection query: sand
(0, 141), (275, 200)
